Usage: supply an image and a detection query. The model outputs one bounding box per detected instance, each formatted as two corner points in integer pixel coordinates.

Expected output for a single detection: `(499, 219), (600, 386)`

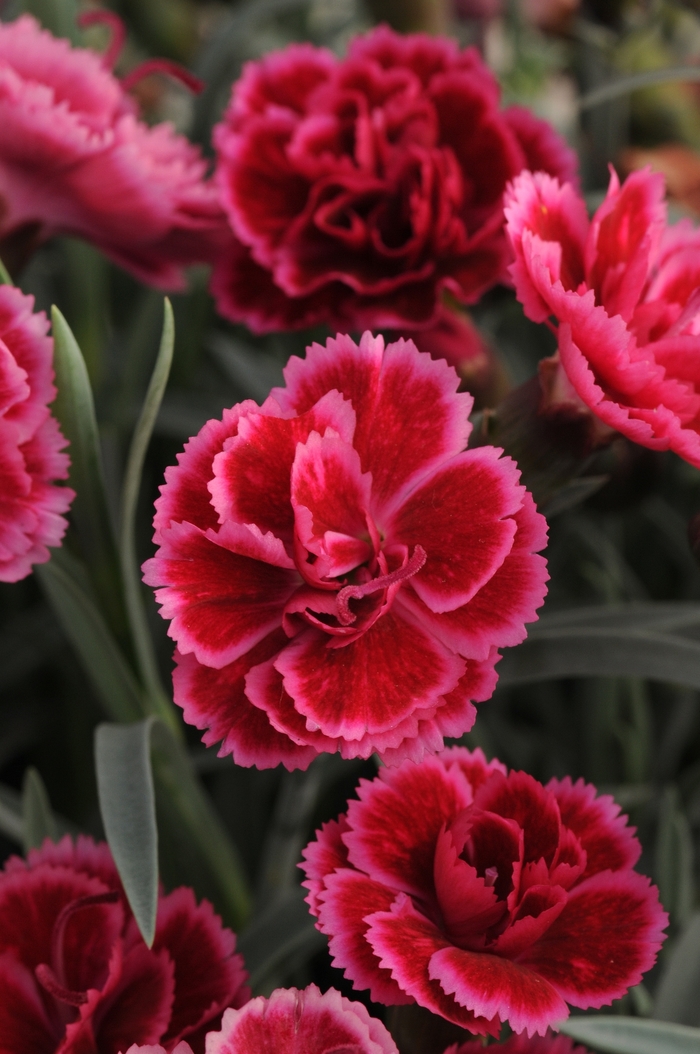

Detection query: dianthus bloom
(0, 835), (249, 1054)
(0, 285), (73, 581)
(301, 747), (666, 1037)
(210, 25), (577, 333)
(143, 332), (548, 770)
(505, 166), (700, 467)
(0, 15), (222, 287)
(122, 986), (398, 1054)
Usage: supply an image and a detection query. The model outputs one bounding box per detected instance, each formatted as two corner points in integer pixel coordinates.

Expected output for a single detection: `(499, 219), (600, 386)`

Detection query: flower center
(35, 890), (120, 1012)
(335, 544), (426, 625)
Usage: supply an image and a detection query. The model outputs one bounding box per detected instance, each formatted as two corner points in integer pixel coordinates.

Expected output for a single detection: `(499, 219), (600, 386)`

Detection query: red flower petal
(366, 895), (498, 1034)
(343, 755), (471, 899)
(0, 953), (56, 1054)
(520, 869), (668, 1008)
(492, 884), (567, 958)
(503, 106), (579, 187)
(209, 391), (356, 544)
(433, 826), (505, 948)
(291, 430), (373, 577)
(390, 448), (523, 615)
(173, 641), (319, 771)
(429, 942), (568, 1036)
(153, 887), (249, 1046)
(547, 777), (640, 878)
(300, 815), (351, 916)
(274, 333), (473, 513)
(474, 771), (561, 866)
(275, 608), (465, 740)
(439, 746), (507, 794)
(143, 521), (299, 668)
(317, 870), (413, 1005)
(152, 404), (255, 542)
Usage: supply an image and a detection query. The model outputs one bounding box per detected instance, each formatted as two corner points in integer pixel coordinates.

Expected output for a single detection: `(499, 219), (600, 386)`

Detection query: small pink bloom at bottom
(204, 986), (398, 1054)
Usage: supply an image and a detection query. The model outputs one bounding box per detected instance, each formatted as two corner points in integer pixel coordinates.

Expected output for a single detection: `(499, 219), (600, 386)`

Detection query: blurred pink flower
(0, 284), (73, 582)
(301, 747), (667, 1037)
(505, 166), (700, 467)
(210, 25), (578, 333)
(0, 835), (249, 1054)
(0, 15), (223, 287)
(143, 331), (548, 770)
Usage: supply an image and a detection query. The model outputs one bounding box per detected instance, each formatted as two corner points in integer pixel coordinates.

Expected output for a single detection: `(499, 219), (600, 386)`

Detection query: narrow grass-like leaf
(237, 886), (326, 991)
(150, 719), (251, 930)
(534, 603), (700, 634)
(95, 719), (158, 947)
(580, 66), (700, 110)
(119, 299), (179, 733)
(22, 767), (58, 852)
(0, 255), (12, 285)
(559, 1015), (700, 1053)
(499, 628), (700, 690)
(656, 913), (700, 1026)
(0, 785), (24, 845)
(656, 787), (694, 928)
(37, 550), (143, 723)
(50, 307), (127, 644)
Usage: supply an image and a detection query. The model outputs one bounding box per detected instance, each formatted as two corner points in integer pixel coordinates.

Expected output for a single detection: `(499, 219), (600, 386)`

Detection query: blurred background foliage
(4, 0), (700, 1041)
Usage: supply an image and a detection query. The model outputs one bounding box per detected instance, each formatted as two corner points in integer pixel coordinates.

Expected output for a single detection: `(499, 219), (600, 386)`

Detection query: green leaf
(119, 300), (179, 733)
(95, 720), (159, 947)
(0, 256), (12, 286)
(21, 767), (58, 852)
(149, 720), (251, 930)
(0, 785), (24, 845)
(580, 66), (700, 111)
(655, 787), (694, 928)
(50, 307), (127, 644)
(36, 550), (143, 723)
(499, 627), (700, 690)
(237, 886), (326, 991)
(559, 1016), (700, 1054)
(655, 913), (700, 1026)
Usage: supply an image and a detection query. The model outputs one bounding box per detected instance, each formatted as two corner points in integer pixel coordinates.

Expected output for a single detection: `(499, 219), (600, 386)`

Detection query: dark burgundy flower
(143, 332), (548, 770)
(0, 836), (249, 1054)
(301, 748), (667, 1037)
(210, 26), (578, 333)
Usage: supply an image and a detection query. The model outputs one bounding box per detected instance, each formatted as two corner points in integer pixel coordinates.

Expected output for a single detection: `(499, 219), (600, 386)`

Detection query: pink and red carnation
(0, 15), (223, 288)
(121, 985), (398, 1054)
(0, 284), (73, 581)
(0, 835), (249, 1054)
(505, 166), (700, 467)
(210, 25), (577, 333)
(143, 331), (548, 770)
(301, 747), (666, 1037)
(447, 1034), (590, 1054)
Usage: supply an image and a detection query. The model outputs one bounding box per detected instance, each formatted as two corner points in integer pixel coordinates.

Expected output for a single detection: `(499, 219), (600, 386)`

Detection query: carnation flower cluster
(0, 8), (684, 1054)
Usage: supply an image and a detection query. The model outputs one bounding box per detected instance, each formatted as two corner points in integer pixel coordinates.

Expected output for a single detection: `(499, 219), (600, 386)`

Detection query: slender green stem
(119, 299), (181, 736)
(0, 256), (13, 286)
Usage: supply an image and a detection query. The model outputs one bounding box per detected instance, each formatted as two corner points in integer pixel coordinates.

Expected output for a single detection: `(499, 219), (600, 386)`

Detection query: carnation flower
(0, 15), (223, 288)
(121, 986), (398, 1054)
(301, 747), (667, 1037)
(505, 166), (700, 467)
(0, 284), (73, 582)
(143, 332), (548, 770)
(0, 835), (249, 1054)
(210, 25), (578, 333)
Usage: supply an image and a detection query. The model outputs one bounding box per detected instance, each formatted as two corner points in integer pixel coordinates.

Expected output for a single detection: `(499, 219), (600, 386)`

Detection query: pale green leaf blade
(37, 550), (143, 723)
(0, 785), (23, 845)
(237, 886), (326, 991)
(119, 300), (178, 731)
(0, 256), (12, 285)
(95, 720), (159, 947)
(655, 914), (700, 1026)
(499, 629), (700, 690)
(559, 1016), (700, 1054)
(50, 307), (126, 641)
(21, 768), (58, 852)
